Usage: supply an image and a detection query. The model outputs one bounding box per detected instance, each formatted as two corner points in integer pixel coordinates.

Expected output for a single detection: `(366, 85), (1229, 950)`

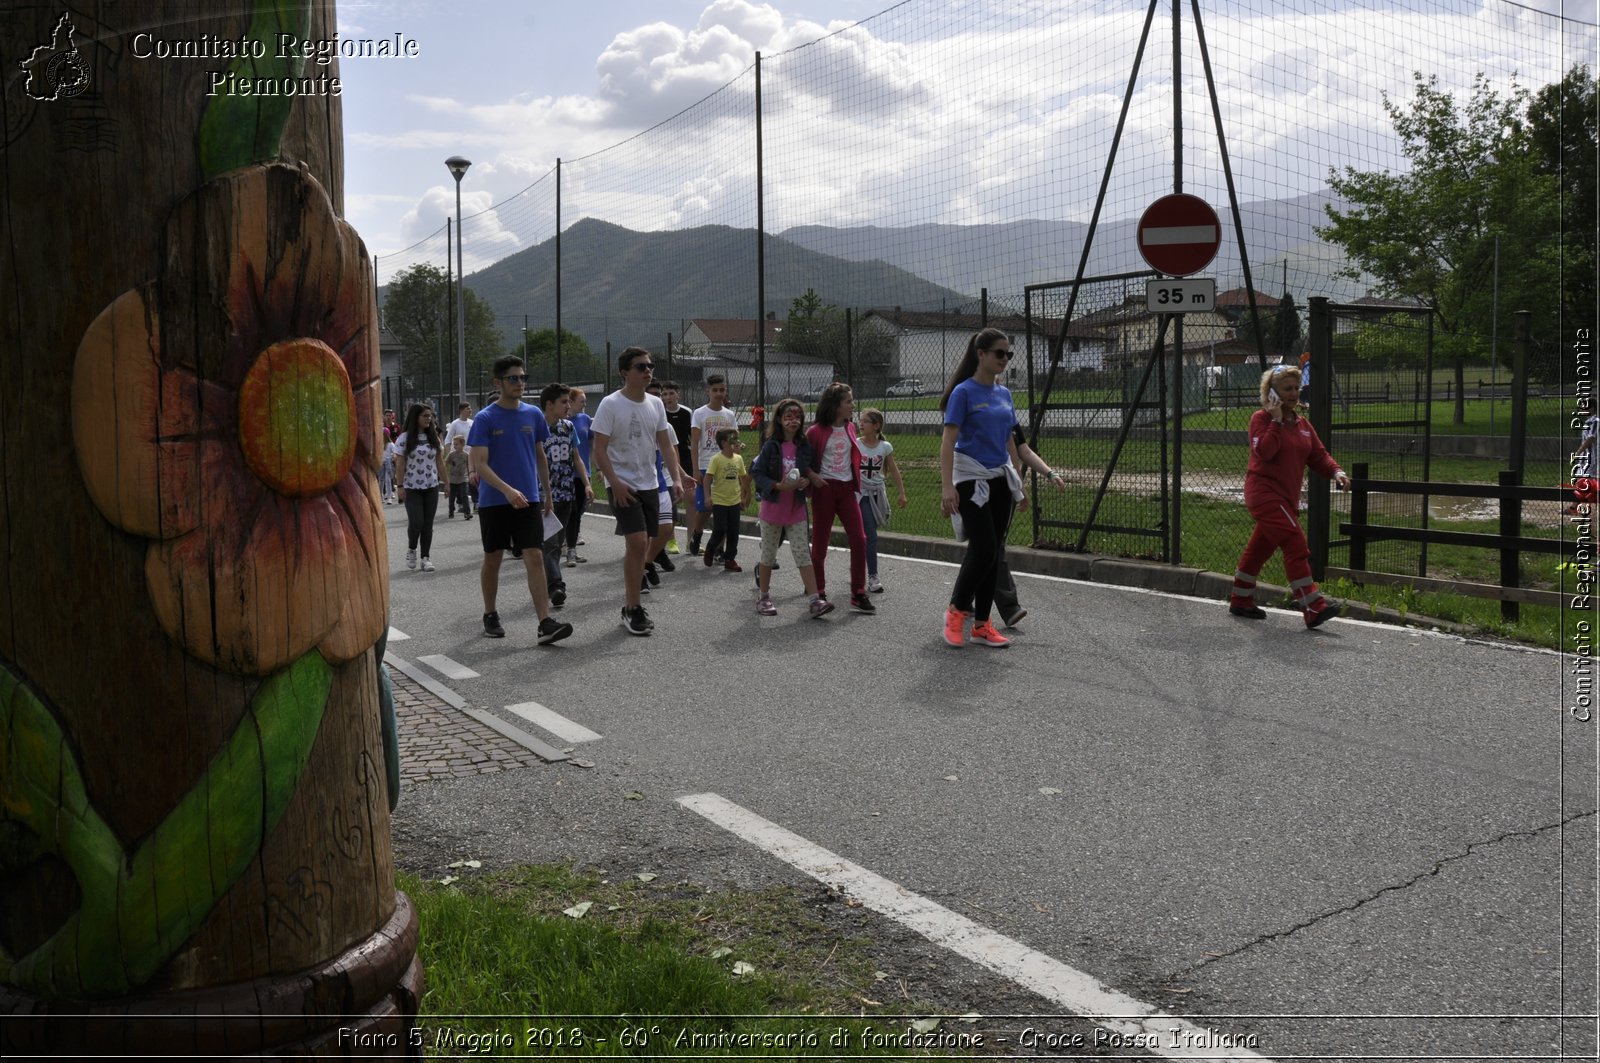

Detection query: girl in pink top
(805, 383), (873, 613)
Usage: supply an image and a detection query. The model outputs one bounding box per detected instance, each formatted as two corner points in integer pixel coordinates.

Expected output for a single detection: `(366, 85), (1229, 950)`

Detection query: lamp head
(445, 156), (471, 181)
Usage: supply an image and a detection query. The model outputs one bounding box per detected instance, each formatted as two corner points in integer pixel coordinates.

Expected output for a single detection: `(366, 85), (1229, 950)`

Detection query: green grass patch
(402, 868), (973, 1057)
(595, 431), (1581, 651)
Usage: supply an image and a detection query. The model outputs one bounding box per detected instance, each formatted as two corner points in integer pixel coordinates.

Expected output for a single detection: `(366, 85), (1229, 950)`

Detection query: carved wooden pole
(1, 2), (420, 1055)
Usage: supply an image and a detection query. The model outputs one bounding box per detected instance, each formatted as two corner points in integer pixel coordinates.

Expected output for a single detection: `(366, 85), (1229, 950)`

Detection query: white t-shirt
(691, 404), (739, 472)
(819, 425), (852, 481)
(444, 416), (474, 448)
(856, 438), (893, 486)
(591, 391), (671, 491)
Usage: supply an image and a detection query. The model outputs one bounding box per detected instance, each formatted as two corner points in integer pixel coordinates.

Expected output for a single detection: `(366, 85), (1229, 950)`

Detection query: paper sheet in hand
(543, 512), (563, 540)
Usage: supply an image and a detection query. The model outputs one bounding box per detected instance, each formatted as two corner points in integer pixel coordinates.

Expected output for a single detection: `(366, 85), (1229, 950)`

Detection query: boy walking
(687, 374), (738, 557)
(445, 437), (473, 519)
(592, 347), (687, 635)
(700, 428), (751, 571)
(467, 356), (573, 645)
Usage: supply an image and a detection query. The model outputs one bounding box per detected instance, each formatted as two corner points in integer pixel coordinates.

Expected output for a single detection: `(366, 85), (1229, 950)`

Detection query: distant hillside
(780, 191), (1368, 306)
(463, 218), (969, 354)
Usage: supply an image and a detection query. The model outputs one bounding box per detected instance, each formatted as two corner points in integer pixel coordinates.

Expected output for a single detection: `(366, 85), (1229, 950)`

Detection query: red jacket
(1244, 409), (1341, 510)
(805, 420), (860, 490)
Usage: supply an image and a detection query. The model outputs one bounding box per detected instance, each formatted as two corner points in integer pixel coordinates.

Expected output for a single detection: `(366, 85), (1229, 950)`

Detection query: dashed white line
(386, 627), (410, 641)
(505, 701), (602, 744)
(416, 654), (480, 680)
(678, 792), (1274, 1062)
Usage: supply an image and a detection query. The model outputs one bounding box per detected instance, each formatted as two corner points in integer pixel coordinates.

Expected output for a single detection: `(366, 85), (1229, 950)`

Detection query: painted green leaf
(0, 650), (331, 997)
(198, 0), (311, 179)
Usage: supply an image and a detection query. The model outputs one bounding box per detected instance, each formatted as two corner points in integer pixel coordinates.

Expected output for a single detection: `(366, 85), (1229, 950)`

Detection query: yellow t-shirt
(706, 452), (746, 507)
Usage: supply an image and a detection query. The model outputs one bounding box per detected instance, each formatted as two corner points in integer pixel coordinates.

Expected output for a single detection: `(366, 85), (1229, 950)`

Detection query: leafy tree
(1319, 72), (1561, 421)
(382, 264), (504, 396)
(779, 289), (837, 364)
(780, 288), (893, 394)
(1351, 312), (1432, 366)
(518, 327), (603, 385)
(1526, 63), (1597, 333)
(1235, 292), (1303, 358)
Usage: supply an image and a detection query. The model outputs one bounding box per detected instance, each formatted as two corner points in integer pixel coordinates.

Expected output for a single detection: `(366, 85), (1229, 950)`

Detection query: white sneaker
(405, 548), (417, 570)
(420, 556), (435, 572)
(867, 575), (884, 594)
(564, 549), (577, 568)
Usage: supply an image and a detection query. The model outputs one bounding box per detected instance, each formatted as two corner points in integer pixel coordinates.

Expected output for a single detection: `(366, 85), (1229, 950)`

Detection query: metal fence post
(1499, 468), (1521, 622)
(1308, 296), (1333, 579)
(1509, 311), (1530, 477)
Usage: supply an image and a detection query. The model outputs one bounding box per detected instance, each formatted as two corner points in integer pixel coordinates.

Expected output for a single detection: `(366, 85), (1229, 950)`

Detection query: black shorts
(478, 504), (542, 553)
(611, 483), (660, 536)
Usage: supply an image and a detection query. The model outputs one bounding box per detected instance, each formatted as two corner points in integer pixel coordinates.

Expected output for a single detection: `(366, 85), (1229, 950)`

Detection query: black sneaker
(644, 563), (661, 587)
(537, 616), (573, 645)
(640, 576), (651, 595)
(656, 553), (676, 573)
(482, 611), (505, 638)
(688, 538), (702, 557)
(550, 586), (567, 608)
(1002, 608), (1027, 627)
(849, 593), (877, 613)
(1229, 604), (1267, 620)
(621, 605), (652, 636)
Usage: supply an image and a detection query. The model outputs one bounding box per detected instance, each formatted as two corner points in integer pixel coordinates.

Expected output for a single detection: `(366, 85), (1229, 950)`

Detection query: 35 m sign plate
(1145, 278), (1216, 313)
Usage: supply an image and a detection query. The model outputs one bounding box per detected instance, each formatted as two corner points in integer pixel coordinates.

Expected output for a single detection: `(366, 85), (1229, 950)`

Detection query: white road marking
(505, 701), (602, 744)
(386, 627), (410, 641)
(416, 654), (481, 680)
(679, 792), (1274, 1061)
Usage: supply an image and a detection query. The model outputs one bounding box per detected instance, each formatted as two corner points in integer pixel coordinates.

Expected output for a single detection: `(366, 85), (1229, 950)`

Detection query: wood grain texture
(0, 0), (411, 1046)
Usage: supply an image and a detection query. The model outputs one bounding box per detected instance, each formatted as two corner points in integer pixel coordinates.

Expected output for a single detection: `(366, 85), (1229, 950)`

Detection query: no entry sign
(1136, 194), (1221, 276)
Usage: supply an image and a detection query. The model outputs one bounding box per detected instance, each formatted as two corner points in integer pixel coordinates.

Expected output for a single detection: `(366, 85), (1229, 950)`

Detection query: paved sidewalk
(391, 667), (543, 785)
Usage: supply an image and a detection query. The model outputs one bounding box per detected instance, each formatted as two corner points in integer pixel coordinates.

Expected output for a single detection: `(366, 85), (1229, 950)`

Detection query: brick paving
(390, 666), (544, 785)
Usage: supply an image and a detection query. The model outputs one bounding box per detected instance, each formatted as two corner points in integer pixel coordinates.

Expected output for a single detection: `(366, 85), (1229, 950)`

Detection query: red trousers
(1232, 498), (1326, 611)
(810, 479), (867, 598)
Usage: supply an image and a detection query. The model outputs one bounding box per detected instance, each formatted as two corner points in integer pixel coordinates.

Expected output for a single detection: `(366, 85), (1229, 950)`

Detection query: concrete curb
(584, 499), (1476, 637)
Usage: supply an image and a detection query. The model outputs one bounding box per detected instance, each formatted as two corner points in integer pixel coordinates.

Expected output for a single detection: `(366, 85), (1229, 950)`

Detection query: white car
(885, 379), (925, 397)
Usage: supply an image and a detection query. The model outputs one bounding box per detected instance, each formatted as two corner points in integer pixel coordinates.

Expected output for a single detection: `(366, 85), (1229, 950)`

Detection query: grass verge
(401, 867), (982, 1058)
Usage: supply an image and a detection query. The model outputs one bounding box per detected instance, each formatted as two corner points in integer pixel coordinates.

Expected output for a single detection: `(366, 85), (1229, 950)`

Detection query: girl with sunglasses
(938, 328), (1024, 648)
(1230, 364), (1349, 628)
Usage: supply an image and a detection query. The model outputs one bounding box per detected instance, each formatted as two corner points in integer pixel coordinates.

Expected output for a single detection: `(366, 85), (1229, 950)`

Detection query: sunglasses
(500, 374), (528, 383)
(630, 363), (655, 373)
(987, 348), (1013, 360)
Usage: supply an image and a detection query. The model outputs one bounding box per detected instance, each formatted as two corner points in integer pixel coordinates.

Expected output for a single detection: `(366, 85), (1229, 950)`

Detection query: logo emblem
(19, 13), (90, 101)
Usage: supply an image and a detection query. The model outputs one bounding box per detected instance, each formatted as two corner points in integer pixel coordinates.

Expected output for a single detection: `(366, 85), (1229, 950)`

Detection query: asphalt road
(386, 500), (1597, 1060)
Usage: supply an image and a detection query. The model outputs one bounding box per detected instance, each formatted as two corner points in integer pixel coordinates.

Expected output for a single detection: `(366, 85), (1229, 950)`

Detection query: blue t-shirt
(468, 401), (551, 507)
(573, 412), (594, 470)
(944, 378), (1017, 468)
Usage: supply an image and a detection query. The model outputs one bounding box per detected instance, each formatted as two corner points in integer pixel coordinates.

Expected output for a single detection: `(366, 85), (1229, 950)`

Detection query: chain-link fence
(369, 0), (1585, 591)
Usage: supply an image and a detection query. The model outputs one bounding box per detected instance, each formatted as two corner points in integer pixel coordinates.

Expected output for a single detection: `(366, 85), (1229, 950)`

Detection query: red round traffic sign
(1136, 194), (1221, 276)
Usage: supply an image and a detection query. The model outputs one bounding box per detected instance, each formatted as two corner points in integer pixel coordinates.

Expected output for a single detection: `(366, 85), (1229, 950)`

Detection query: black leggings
(404, 487), (439, 556)
(565, 490), (588, 549)
(951, 478), (1014, 622)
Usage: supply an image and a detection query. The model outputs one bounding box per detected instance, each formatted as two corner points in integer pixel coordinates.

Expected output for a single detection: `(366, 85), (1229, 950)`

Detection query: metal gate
(1024, 269), (1208, 562)
(1306, 297), (1436, 578)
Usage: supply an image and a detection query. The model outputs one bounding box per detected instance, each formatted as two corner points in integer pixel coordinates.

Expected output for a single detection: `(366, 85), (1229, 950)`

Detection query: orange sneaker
(969, 620), (1011, 648)
(943, 606), (970, 647)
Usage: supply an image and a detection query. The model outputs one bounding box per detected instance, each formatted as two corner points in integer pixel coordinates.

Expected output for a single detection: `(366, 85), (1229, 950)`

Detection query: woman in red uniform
(1230, 364), (1349, 628)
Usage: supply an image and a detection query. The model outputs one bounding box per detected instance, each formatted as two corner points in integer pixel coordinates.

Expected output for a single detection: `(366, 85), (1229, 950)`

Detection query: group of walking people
(390, 330), (1348, 646)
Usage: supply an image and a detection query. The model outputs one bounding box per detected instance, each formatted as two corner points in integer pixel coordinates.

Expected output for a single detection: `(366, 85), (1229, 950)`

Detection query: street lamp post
(445, 155), (471, 408)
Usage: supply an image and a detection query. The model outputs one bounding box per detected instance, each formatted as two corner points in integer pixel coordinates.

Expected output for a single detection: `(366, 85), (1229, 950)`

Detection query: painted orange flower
(71, 164), (387, 676)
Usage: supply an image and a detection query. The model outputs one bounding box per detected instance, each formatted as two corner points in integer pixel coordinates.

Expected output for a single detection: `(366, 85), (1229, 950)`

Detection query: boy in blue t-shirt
(467, 356), (572, 645)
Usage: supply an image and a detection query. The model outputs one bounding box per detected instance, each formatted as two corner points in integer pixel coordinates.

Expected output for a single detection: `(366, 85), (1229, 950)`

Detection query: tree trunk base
(0, 892), (422, 1059)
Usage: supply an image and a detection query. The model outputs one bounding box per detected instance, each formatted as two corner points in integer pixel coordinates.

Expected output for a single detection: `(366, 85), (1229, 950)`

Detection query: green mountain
(462, 218), (970, 354)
